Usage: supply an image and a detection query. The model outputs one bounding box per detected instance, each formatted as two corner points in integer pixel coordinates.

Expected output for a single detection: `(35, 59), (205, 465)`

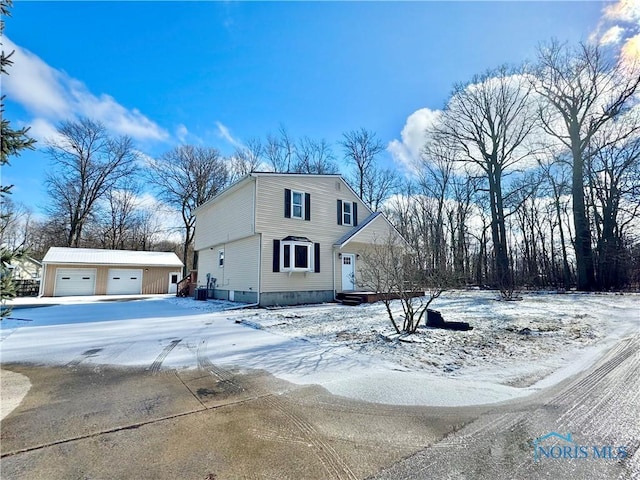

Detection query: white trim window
(342, 201), (353, 226)
(273, 237), (320, 273)
(337, 199), (357, 226)
(281, 240), (313, 272)
(285, 189), (311, 221)
(218, 249), (224, 267)
(291, 191), (304, 219)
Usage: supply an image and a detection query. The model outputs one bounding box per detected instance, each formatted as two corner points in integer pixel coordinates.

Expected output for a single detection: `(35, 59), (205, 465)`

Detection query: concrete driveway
(3, 334), (639, 479)
(2, 297), (637, 479)
(0, 362), (479, 479)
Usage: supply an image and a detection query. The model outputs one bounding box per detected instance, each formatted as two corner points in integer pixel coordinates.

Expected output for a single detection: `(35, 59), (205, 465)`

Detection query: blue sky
(1, 1), (623, 216)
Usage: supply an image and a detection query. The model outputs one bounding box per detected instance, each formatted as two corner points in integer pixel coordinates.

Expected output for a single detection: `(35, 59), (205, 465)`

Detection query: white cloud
(176, 124), (189, 143)
(621, 33), (640, 64)
(2, 37), (169, 143)
(592, 0), (640, 66)
(2, 38), (70, 118)
(132, 149), (156, 169)
(600, 25), (626, 45)
(387, 108), (440, 175)
(215, 121), (244, 149)
(604, 0), (640, 23)
(23, 117), (61, 143)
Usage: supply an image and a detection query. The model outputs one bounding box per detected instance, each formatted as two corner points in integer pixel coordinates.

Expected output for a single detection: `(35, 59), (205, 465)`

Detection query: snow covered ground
(1, 291), (638, 407)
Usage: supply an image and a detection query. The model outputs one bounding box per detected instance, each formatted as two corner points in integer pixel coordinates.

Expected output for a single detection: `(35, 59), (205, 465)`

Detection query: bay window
(273, 236), (320, 273)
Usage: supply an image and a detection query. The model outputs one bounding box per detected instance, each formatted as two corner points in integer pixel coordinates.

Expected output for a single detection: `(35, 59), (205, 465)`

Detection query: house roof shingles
(334, 212), (382, 247)
(42, 247), (184, 267)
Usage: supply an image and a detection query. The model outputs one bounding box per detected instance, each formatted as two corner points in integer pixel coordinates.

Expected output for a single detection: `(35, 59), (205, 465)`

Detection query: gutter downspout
(333, 246), (339, 303)
(38, 263), (46, 297)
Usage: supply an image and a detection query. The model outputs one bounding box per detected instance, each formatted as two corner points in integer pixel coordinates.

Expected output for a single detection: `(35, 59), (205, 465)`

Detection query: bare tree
(229, 137), (264, 180)
(419, 140), (456, 272)
(129, 208), (164, 251)
(531, 40), (640, 290)
(341, 128), (397, 210)
(587, 114), (640, 289)
(265, 125), (295, 173)
(84, 178), (142, 250)
(45, 118), (138, 248)
(293, 137), (339, 174)
(147, 145), (229, 274)
(358, 234), (447, 335)
(449, 173), (480, 283)
(341, 128), (383, 196)
(0, 198), (33, 251)
(536, 152), (574, 287)
(430, 66), (538, 290)
(363, 167), (399, 212)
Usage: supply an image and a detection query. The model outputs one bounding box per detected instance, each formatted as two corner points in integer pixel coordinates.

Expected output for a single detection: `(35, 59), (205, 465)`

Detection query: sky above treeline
(3, 1), (639, 216)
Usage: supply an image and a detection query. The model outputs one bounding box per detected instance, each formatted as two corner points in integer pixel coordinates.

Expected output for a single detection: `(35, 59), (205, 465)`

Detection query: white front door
(168, 272), (180, 294)
(341, 254), (356, 291)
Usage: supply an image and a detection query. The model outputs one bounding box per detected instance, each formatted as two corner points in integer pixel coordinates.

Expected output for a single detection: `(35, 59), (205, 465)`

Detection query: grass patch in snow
(246, 290), (638, 386)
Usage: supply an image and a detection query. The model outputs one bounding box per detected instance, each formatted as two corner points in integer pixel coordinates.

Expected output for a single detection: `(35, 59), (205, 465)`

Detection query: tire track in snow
(99, 341), (137, 363)
(371, 334), (640, 480)
(261, 394), (359, 480)
(147, 339), (181, 374)
(195, 337), (357, 480)
(553, 337), (636, 410)
(66, 348), (104, 368)
(195, 339), (244, 394)
(250, 426), (308, 446)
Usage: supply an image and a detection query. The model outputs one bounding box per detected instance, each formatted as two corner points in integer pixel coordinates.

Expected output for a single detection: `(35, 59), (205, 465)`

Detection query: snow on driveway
(1, 292), (638, 407)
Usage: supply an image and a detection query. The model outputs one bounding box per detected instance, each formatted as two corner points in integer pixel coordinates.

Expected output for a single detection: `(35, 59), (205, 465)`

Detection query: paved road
(1, 334), (638, 479)
(370, 334), (640, 480)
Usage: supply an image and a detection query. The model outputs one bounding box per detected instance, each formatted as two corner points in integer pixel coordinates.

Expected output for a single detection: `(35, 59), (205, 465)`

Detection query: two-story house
(193, 172), (404, 306)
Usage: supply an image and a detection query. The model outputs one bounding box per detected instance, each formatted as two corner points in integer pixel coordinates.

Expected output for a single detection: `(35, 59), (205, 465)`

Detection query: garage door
(106, 269), (143, 295)
(54, 268), (96, 296)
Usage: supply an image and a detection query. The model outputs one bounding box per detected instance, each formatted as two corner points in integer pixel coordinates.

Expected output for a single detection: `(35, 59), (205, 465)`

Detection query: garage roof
(42, 247), (184, 267)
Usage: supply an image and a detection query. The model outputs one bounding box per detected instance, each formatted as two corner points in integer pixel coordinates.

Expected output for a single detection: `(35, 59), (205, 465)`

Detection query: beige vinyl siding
(222, 235), (260, 292)
(42, 264), (178, 296)
(194, 179), (255, 251)
(141, 267), (178, 295)
(256, 175), (370, 293)
(195, 247), (219, 287)
(196, 235), (259, 292)
(335, 216), (407, 291)
(343, 214), (400, 246)
(198, 235), (260, 292)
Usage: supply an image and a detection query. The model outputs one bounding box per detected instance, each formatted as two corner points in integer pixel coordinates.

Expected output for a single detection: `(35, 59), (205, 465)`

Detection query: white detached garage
(40, 247), (184, 297)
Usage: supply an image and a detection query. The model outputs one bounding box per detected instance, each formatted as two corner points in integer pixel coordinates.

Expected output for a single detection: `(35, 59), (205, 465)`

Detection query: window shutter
(304, 193), (311, 221)
(273, 239), (280, 272)
(284, 189), (291, 218)
(337, 200), (343, 225)
(314, 243), (321, 273)
(353, 203), (358, 226)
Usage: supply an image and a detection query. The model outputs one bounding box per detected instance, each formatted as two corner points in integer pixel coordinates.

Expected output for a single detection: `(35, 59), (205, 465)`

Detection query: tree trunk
(552, 186), (572, 287)
(488, 167), (511, 288)
(571, 143), (596, 290)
